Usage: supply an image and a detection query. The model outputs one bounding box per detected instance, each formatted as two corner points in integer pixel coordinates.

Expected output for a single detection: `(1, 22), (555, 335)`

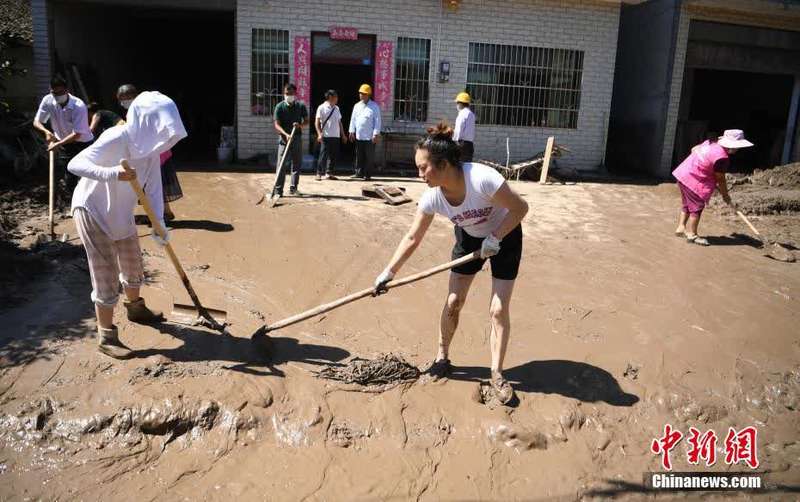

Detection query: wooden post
(539, 136), (555, 184)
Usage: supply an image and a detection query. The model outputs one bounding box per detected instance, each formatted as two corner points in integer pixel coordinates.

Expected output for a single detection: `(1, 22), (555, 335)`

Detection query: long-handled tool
(256, 125), (298, 207)
(48, 149), (55, 239)
(735, 209), (795, 263)
(122, 160), (230, 332)
(254, 251), (482, 336)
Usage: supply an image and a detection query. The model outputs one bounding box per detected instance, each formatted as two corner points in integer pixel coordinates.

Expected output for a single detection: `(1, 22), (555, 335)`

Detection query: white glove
(373, 268), (395, 296)
(151, 222), (170, 247)
(481, 234), (501, 259)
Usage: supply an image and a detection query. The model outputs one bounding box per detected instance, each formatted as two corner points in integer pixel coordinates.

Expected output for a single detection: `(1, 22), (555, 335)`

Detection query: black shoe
(289, 187), (299, 196)
(364, 176), (372, 181)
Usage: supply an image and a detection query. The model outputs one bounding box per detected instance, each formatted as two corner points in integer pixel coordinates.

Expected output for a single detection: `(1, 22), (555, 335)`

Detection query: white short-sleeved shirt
(419, 162), (508, 238)
(34, 94), (94, 143)
(315, 102), (341, 138)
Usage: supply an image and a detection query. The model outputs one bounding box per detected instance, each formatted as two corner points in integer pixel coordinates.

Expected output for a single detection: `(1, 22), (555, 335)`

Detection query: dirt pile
(722, 162), (800, 215)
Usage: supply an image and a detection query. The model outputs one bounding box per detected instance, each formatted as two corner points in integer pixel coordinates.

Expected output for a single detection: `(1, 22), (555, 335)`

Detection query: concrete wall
(606, 0), (681, 175)
(30, 0), (50, 97)
(236, 0), (621, 171)
(659, 0), (800, 174)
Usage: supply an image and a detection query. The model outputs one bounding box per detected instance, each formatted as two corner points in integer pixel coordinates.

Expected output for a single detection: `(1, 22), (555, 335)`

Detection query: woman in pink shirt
(672, 129), (753, 246)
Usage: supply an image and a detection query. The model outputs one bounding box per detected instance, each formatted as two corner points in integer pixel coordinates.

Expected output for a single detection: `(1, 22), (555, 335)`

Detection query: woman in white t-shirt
(374, 123), (529, 404)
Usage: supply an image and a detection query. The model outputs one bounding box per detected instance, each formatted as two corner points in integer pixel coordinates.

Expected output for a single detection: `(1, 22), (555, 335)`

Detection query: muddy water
(1, 172), (798, 500)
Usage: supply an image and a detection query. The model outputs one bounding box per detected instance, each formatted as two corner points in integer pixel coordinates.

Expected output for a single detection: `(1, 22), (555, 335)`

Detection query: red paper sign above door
(329, 26), (358, 40)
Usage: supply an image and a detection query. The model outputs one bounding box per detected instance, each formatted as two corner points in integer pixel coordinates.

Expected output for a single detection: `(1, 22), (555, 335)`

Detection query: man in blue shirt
(348, 84), (381, 180)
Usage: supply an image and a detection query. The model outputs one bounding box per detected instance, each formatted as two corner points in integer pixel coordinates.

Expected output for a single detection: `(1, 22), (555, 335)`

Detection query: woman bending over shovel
(68, 91), (187, 359)
(374, 123), (529, 404)
(673, 129), (753, 246)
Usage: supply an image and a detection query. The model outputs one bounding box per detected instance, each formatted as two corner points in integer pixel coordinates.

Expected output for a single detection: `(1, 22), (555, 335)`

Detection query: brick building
(30, 0), (622, 172)
(607, 0), (800, 177)
(28, 0), (800, 175)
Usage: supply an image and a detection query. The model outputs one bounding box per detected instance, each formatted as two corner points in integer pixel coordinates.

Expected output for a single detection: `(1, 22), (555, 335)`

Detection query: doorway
(310, 33), (375, 167)
(50, 2), (235, 162)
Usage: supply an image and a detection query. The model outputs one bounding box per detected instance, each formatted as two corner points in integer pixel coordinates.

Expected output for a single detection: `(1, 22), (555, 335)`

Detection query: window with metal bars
(466, 42), (584, 129)
(393, 37), (431, 122)
(251, 29), (290, 116)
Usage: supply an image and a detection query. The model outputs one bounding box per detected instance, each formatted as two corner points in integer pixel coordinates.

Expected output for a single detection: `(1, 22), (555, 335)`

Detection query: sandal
(490, 372), (515, 404)
(686, 235), (710, 246)
(674, 230), (685, 237)
(427, 358), (452, 380)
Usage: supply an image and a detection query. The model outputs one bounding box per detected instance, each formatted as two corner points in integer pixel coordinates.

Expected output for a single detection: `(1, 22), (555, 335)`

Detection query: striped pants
(74, 208), (144, 307)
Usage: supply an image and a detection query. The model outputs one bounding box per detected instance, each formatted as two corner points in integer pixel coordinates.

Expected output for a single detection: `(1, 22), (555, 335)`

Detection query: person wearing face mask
(453, 92), (475, 162)
(271, 83), (309, 200)
(116, 84), (139, 112)
(373, 122), (528, 405)
(33, 75), (94, 202)
(67, 91), (188, 359)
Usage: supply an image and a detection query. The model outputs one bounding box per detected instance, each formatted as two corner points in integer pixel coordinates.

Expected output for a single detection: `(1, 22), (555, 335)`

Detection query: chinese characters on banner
(293, 36), (311, 106)
(329, 26), (358, 40)
(651, 424), (759, 471)
(373, 41), (394, 111)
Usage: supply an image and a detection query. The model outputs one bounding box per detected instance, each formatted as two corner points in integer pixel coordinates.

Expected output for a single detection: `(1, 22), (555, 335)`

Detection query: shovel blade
(171, 303), (228, 325)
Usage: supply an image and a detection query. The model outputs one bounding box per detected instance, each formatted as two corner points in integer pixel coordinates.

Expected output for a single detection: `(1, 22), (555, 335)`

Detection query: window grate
(466, 42), (583, 129)
(251, 29), (290, 116)
(393, 37), (431, 122)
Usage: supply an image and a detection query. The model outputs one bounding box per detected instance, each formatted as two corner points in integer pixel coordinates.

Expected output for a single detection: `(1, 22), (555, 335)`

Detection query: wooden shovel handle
(736, 210), (762, 237)
(48, 150), (55, 237)
(121, 159), (206, 314)
(271, 125), (298, 191)
(264, 251), (482, 333)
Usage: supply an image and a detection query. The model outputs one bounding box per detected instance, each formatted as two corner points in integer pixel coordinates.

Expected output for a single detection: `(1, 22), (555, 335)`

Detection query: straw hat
(718, 129), (753, 149)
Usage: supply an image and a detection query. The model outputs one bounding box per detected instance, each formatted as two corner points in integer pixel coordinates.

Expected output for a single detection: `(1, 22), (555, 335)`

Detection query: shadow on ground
(449, 359), (639, 406)
(131, 324), (350, 378)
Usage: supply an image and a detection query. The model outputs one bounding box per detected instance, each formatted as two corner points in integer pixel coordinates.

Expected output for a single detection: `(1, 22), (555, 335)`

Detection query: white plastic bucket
(217, 146), (233, 164)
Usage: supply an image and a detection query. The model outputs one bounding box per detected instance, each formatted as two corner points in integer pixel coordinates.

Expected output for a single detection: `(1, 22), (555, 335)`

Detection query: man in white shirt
(314, 89), (346, 180)
(348, 84), (381, 181)
(453, 92), (476, 162)
(33, 75), (94, 199)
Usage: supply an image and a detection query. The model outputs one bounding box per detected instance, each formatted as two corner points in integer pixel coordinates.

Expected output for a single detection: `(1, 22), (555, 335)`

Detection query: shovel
(49, 149), (55, 239)
(42, 148), (68, 243)
(735, 209), (795, 263)
(254, 251), (482, 335)
(255, 125), (298, 207)
(122, 160), (230, 332)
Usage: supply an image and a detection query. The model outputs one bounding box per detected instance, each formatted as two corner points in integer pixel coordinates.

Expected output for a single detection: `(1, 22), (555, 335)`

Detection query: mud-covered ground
(0, 170), (798, 500)
(710, 162), (800, 249)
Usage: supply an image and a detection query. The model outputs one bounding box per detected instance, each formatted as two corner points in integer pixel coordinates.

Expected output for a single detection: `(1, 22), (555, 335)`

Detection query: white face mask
(120, 99), (133, 110)
(54, 94), (68, 105)
(284, 95), (296, 104)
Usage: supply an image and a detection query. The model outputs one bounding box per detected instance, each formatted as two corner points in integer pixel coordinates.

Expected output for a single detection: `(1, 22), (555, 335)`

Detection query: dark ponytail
(415, 122), (462, 170)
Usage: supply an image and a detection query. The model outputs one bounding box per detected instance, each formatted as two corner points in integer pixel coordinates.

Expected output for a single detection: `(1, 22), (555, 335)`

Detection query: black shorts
(451, 224), (522, 280)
